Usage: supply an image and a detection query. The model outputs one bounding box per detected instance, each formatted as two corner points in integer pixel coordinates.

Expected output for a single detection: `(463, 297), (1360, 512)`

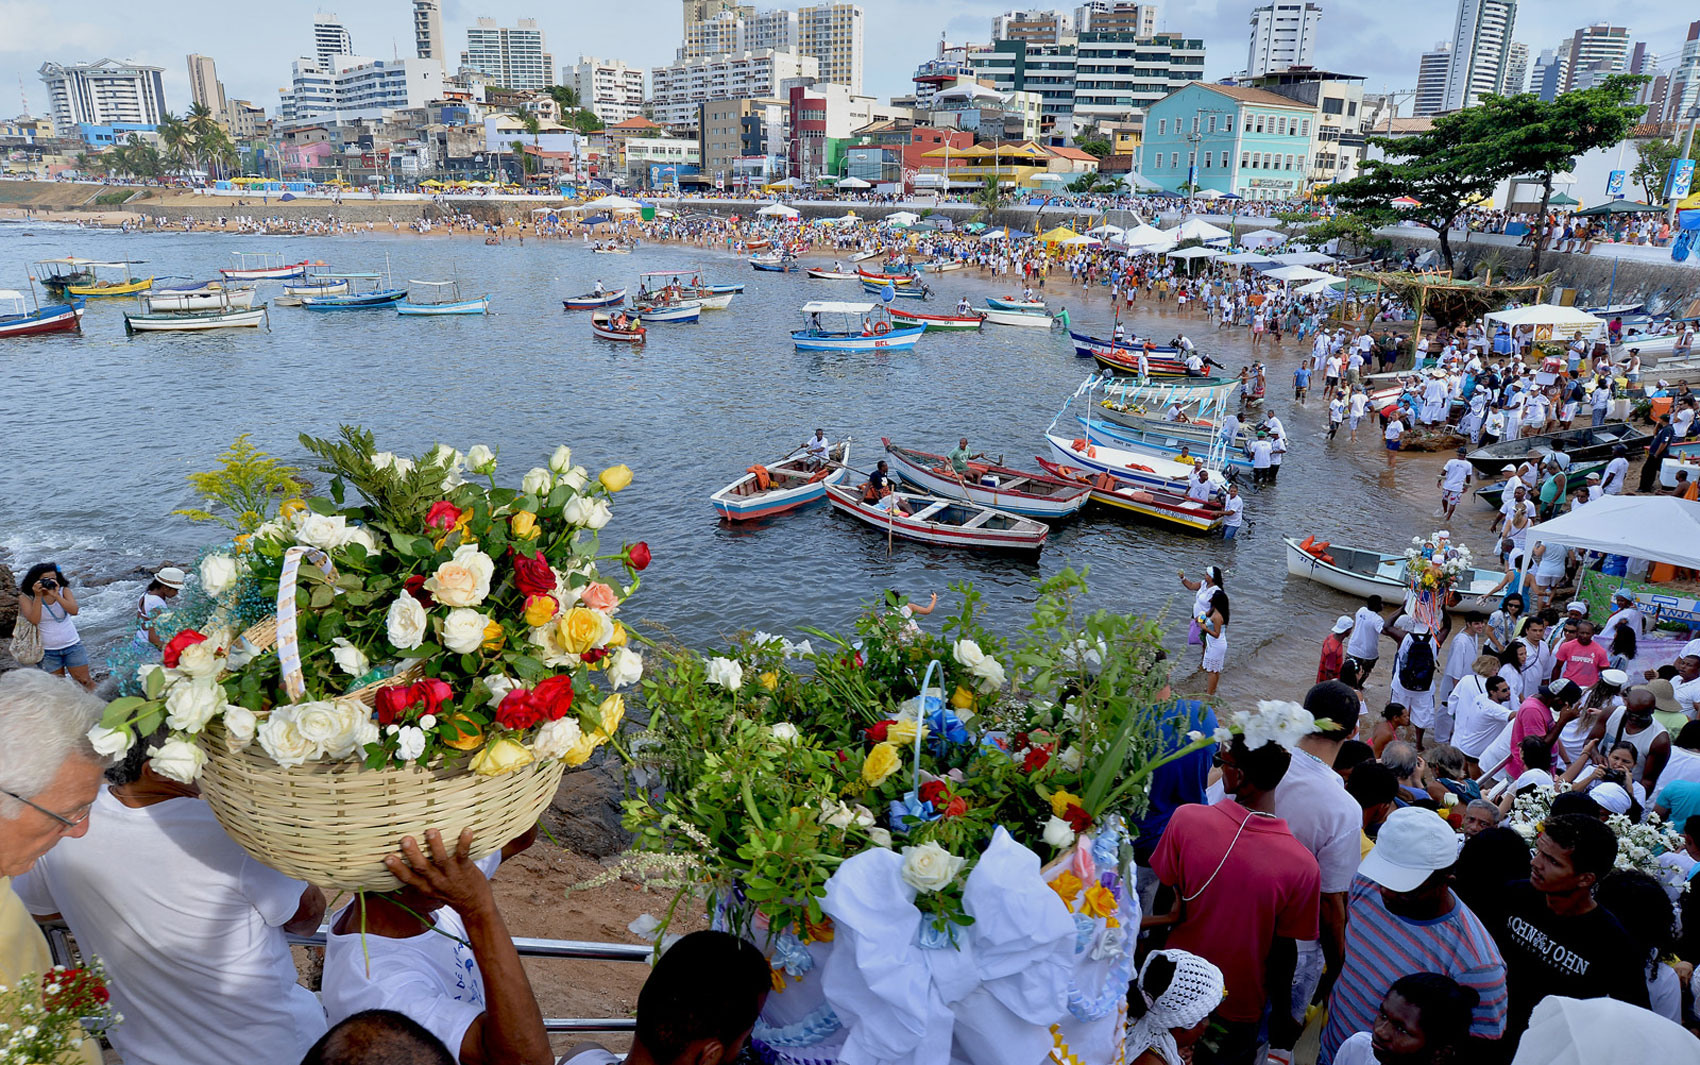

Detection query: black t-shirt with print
(1493, 880), (1651, 1049)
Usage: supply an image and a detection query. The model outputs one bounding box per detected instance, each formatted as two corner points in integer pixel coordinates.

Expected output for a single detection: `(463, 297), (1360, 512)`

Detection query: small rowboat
(857, 269), (915, 285)
(1070, 330), (1178, 356)
(562, 289), (625, 310)
(849, 250), (880, 262)
(703, 283), (745, 294)
(1464, 423), (1651, 475)
(711, 440), (851, 520)
(883, 440), (1090, 519)
(221, 255), (310, 280)
(823, 483), (1049, 552)
(143, 283), (257, 311)
(67, 275), (152, 298)
(591, 311), (646, 343)
(919, 261), (963, 273)
(746, 239), (772, 251)
(1044, 433), (1226, 495)
(302, 288), (407, 310)
(1283, 536), (1506, 602)
(1092, 402), (1247, 447)
(397, 279), (489, 316)
(980, 307), (1061, 328)
(124, 305), (270, 333)
(888, 307), (983, 331)
(1035, 460), (1226, 533)
(0, 295), (80, 338)
(751, 254), (798, 272)
(862, 280), (930, 300)
(689, 291), (735, 310)
(1076, 416), (1256, 471)
(636, 301), (701, 323)
(591, 245), (632, 254)
(807, 268), (859, 280)
(986, 296), (1046, 311)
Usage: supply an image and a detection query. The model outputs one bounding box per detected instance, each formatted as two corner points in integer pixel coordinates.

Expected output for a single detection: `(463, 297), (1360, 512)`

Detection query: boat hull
(807, 269), (859, 280)
(862, 282), (929, 300)
(920, 261), (963, 273)
(1283, 537), (1506, 602)
(986, 297), (1046, 311)
(888, 308), (983, 331)
(562, 289), (625, 309)
(397, 297), (490, 315)
(124, 307), (269, 332)
(883, 442), (1089, 519)
(1077, 416), (1255, 470)
(590, 312), (646, 342)
(1464, 423), (1651, 474)
(302, 291), (408, 310)
(1035, 460), (1224, 533)
(0, 305), (81, 338)
(145, 287), (257, 311)
(67, 277), (152, 298)
(704, 283), (744, 294)
(823, 485), (1048, 551)
(637, 303), (701, 323)
(1044, 433), (1225, 494)
(221, 261), (309, 280)
(711, 442), (850, 521)
(791, 325), (924, 352)
(283, 280), (349, 297)
(981, 307), (1059, 327)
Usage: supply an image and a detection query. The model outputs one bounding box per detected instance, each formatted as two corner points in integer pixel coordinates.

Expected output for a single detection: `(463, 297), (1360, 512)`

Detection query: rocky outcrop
(541, 751), (632, 859)
(0, 563), (16, 638)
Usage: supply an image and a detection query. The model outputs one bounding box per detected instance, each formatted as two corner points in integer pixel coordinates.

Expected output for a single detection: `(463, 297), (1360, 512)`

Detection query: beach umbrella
(1037, 225), (1082, 244)
(838, 177), (872, 189)
(1193, 189), (1223, 200)
(757, 202), (800, 218)
(1391, 195), (1422, 208)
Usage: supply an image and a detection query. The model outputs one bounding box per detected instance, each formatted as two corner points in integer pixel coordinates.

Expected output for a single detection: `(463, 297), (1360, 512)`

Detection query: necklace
(1181, 805), (1274, 903)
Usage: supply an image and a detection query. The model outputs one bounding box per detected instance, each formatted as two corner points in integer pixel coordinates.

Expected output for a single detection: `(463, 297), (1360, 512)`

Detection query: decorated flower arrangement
(1403, 531), (1475, 631)
(0, 962), (119, 1065)
(1507, 784), (1689, 890)
(91, 427), (648, 781)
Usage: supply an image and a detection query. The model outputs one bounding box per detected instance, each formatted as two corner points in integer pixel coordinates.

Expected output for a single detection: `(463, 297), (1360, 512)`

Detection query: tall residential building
(278, 54), (443, 123)
(799, 3), (864, 94)
(1666, 22), (1700, 123)
(462, 17), (555, 90)
(1071, 31), (1206, 131)
(992, 9), (1072, 45)
(682, 0), (744, 33)
(1531, 44), (1565, 100)
(912, 46), (978, 110)
(1501, 41), (1529, 93)
(698, 95), (787, 185)
(682, 8), (799, 59)
(312, 13), (354, 65)
(1412, 41), (1451, 116)
(1075, 2), (1155, 36)
(413, 1), (445, 68)
(185, 54), (227, 117)
(1441, 0), (1516, 112)
(967, 39), (1078, 133)
(226, 100), (265, 139)
(1562, 23), (1631, 92)
(566, 56), (647, 124)
(649, 49), (819, 130)
(38, 59), (167, 135)
(1246, 2), (1322, 78)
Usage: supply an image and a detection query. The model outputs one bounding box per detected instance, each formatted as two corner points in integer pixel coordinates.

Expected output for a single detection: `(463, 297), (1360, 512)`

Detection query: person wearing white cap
(1318, 808), (1508, 1064)
(1125, 949), (1225, 1065)
(131, 567), (186, 652)
(1391, 619), (1440, 748)
(1318, 616), (1353, 683)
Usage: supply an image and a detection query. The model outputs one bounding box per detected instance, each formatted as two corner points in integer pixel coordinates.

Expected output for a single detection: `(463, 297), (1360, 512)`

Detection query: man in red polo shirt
(1553, 620), (1610, 689)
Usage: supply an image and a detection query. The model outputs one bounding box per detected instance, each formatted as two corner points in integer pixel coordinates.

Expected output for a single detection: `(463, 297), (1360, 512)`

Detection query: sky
(2, 0), (1694, 118)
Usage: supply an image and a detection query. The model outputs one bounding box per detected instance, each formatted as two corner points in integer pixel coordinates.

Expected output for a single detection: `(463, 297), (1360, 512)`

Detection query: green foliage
(1633, 139), (1682, 205)
(1066, 170), (1117, 194)
(94, 190), (132, 205)
(1297, 212), (1387, 255)
(172, 433), (305, 532)
(1074, 137), (1112, 159)
(297, 426), (459, 531)
(971, 172), (1011, 220)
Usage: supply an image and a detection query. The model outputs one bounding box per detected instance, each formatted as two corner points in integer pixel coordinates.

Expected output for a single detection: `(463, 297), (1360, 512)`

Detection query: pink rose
(579, 582), (619, 612)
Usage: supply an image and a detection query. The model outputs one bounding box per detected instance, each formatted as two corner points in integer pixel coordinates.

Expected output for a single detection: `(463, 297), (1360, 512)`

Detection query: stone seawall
(1379, 232), (1700, 314)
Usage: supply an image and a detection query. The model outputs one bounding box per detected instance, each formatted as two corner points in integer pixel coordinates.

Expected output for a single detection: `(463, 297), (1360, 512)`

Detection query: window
(1300, 118), (1310, 136)
(1191, 116), (1199, 134)
(1207, 115), (1216, 132)
(1202, 151), (1211, 168)
(1170, 151), (1179, 168)
(1254, 115), (1264, 133)
(1284, 153), (1294, 170)
(1348, 101), (1358, 117)
(1157, 118), (1166, 134)
(1243, 115), (1252, 132)
(1321, 97), (1344, 115)
(1241, 151), (1249, 168)
(1276, 116), (1287, 135)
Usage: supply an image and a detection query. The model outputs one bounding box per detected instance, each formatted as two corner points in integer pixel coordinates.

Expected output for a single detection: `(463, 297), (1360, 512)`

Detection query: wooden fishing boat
(919, 260), (964, 273)
(590, 311), (646, 343)
(397, 280), (489, 316)
(1473, 462), (1608, 509)
(284, 266), (348, 298)
(0, 292), (80, 338)
(1283, 536), (1506, 601)
(30, 257), (98, 295)
(981, 306), (1062, 328)
(986, 296), (1046, 311)
(823, 483), (1049, 552)
(887, 307), (984, 331)
(1035, 459), (1226, 533)
(1043, 433), (1226, 494)
(793, 302), (924, 352)
(220, 253), (310, 280)
(849, 250), (880, 262)
(142, 282), (257, 312)
(124, 305), (269, 333)
(1076, 416), (1256, 471)
(883, 440), (1090, 519)
(750, 254), (797, 272)
(66, 262), (152, 298)
(1464, 423), (1651, 475)
(1082, 343), (1195, 378)
(303, 288), (407, 310)
(745, 239), (772, 251)
(807, 268), (859, 280)
(1070, 329), (1180, 356)
(562, 288), (625, 310)
(711, 440), (851, 521)
(1647, 353), (1700, 386)
(857, 269), (914, 285)
(591, 245), (632, 254)
(1092, 401), (1247, 446)
(861, 280), (930, 301)
(636, 301), (701, 323)
(703, 282), (745, 294)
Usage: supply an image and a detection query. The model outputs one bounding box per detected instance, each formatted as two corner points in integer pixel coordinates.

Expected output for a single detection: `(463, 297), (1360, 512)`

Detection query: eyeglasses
(0, 789), (91, 829)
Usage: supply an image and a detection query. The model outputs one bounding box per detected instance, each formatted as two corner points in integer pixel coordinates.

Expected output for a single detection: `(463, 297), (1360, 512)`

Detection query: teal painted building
(1138, 82), (1317, 199)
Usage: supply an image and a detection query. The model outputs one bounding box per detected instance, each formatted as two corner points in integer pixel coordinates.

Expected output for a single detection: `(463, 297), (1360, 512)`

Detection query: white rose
(561, 495), (595, 527)
(1057, 744), (1084, 771)
(970, 656), (1006, 692)
(146, 738), (207, 784)
(482, 674), (518, 708)
(441, 608), (490, 654)
(530, 716), (583, 760)
(164, 679), (223, 733)
(465, 444), (497, 474)
(386, 592), (428, 650)
(548, 446), (573, 473)
(771, 722), (800, 743)
(705, 656), (743, 692)
(584, 499), (613, 530)
(430, 444), (463, 468)
(86, 725), (133, 759)
(522, 467), (553, 496)
(293, 512), (350, 551)
(392, 457), (415, 476)
(786, 639), (814, 659)
(867, 826), (893, 848)
(326, 700), (373, 759)
(819, 799), (855, 829)
(559, 465), (589, 491)
(223, 705), (257, 751)
(174, 640), (224, 679)
(953, 639), (987, 670)
(899, 840), (967, 893)
(342, 525), (382, 556)
(606, 647), (643, 690)
(371, 451), (397, 471)
(851, 804), (875, 828)
(330, 637), (370, 677)
(440, 465), (467, 491)
(424, 544), (495, 607)
(1042, 816), (1077, 849)
(419, 714), (437, 730)
(200, 554), (239, 598)
(136, 663), (164, 693)
(395, 725), (427, 761)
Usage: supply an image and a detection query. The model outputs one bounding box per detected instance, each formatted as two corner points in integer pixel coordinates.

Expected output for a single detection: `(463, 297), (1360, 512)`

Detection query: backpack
(1398, 634), (1436, 692)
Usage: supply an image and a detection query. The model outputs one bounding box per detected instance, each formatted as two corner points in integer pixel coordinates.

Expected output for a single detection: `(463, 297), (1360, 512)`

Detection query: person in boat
(956, 296), (972, 317)
(863, 460), (893, 502)
(947, 438), (983, 480)
(872, 488), (910, 518)
(1113, 320), (1129, 345)
(1021, 285), (1036, 303)
(804, 429), (830, 469)
(592, 279), (605, 296)
(1164, 402), (1189, 423)
(1185, 467), (1217, 505)
(809, 311), (823, 332)
(1184, 351), (1206, 377)
(611, 311), (630, 330)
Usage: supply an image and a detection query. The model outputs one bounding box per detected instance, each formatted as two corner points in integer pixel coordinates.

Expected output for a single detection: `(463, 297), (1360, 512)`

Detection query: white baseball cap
(1358, 808), (1459, 892)
(1590, 782), (1632, 815)
(1332, 615), (1354, 634)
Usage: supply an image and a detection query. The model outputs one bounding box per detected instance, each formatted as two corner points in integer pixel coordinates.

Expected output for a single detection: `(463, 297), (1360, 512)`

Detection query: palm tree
(204, 128), (239, 181)
(186, 102), (223, 177)
(972, 172), (1010, 221)
(156, 113), (192, 176)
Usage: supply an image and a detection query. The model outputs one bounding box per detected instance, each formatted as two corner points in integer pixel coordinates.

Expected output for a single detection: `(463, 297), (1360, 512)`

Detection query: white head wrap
(1125, 949), (1225, 1065)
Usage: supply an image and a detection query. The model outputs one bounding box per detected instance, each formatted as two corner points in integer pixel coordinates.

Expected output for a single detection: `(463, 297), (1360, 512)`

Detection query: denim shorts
(39, 642), (89, 672)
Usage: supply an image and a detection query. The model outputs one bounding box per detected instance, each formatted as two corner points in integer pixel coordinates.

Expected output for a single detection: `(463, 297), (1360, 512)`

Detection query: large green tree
(1633, 138), (1682, 205)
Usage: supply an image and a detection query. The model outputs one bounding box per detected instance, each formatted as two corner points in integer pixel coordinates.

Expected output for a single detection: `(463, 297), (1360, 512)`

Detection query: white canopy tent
(1484, 305), (1605, 335)
(577, 195), (643, 213)
(1167, 246), (1225, 260)
(837, 177), (872, 189)
(1121, 172), (1167, 192)
(1263, 264), (1334, 283)
(1192, 189), (1224, 200)
(1518, 497), (1700, 592)
(1118, 222), (1171, 248)
(1218, 251), (1277, 265)
(885, 210), (921, 226)
(1086, 223), (1125, 238)
(756, 202), (800, 218)
(1164, 217), (1233, 244)
(1296, 275), (1349, 296)
(1239, 228), (1288, 249)
(1269, 250), (1337, 266)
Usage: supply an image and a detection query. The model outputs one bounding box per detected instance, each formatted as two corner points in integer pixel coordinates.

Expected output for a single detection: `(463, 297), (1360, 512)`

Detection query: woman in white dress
(1178, 566), (1223, 648)
(1200, 588), (1229, 696)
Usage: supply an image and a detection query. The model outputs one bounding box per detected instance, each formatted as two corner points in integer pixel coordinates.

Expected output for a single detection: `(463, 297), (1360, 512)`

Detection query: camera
(39, 578), (58, 590)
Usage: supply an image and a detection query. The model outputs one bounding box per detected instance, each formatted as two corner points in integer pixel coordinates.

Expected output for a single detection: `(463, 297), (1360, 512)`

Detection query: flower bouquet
(1507, 784), (1690, 891)
(0, 962), (119, 1065)
(619, 572), (1225, 1065)
(94, 428), (648, 891)
(1402, 531), (1474, 632)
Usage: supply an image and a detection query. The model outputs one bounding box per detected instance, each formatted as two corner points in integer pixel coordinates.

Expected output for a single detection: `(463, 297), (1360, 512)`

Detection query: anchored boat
(793, 302), (924, 352)
(1035, 460), (1226, 534)
(883, 440), (1090, 519)
(397, 279), (489, 316)
(0, 290), (80, 338)
(823, 483), (1049, 552)
(220, 252), (311, 281)
(711, 440), (851, 520)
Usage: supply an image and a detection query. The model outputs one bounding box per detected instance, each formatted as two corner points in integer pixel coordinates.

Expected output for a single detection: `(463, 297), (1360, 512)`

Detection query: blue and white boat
(861, 280), (930, 301)
(397, 280), (490, 316)
(1075, 415), (1256, 471)
(793, 301), (924, 352)
(750, 253), (798, 272)
(1044, 433), (1227, 495)
(0, 291), (80, 338)
(637, 301), (701, 323)
(703, 282), (745, 294)
(986, 295), (1046, 311)
(301, 272), (407, 310)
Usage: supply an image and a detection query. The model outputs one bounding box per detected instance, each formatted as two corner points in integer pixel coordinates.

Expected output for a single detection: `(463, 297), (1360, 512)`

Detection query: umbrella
(1038, 225), (1082, 243)
(1086, 224), (1125, 238)
(1573, 200), (1660, 217)
(580, 195), (643, 212)
(1193, 189), (1223, 200)
(1263, 264), (1333, 282)
(1165, 218), (1232, 243)
(1549, 192), (1581, 206)
(580, 214), (611, 225)
(1391, 195), (1422, 208)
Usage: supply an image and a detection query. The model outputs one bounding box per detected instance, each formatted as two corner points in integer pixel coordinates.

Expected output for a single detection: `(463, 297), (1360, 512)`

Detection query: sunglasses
(1, 789), (91, 829)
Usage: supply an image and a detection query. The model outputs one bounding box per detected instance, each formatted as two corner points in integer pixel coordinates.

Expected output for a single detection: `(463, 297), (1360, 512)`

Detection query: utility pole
(1666, 105), (1699, 227)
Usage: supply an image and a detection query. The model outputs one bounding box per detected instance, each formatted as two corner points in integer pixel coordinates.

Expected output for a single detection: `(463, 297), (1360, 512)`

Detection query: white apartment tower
(1246, 2), (1322, 78)
(1413, 41), (1451, 116)
(1562, 23), (1631, 93)
(1501, 41), (1529, 94)
(798, 3), (864, 93)
(413, 0), (445, 68)
(185, 53), (227, 117)
(38, 59), (167, 134)
(312, 13), (354, 65)
(462, 17), (555, 90)
(566, 56), (647, 124)
(1441, 0), (1516, 112)
(1075, 3), (1156, 36)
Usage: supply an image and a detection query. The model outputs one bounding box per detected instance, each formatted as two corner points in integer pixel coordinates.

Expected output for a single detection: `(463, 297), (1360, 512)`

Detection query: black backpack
(1398, 634), (1436, 691)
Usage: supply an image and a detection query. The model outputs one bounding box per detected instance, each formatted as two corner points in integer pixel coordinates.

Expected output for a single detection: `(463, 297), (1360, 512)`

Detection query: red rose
(1063, 803), (1094, 833)
(495, 688), (542, 730)
(411, 678), (454, 717)
(918, 779), (949, 806)
(865, 720), (892, 743)
(510, 549), (556, 598)
(625, 541), (652, 571)
(374, 685), (416, 726)
(1022, 744), (1053, 774)
(161, 629), (207, 668)
(532, 675), (575, 721)
(580, 646), (609, 664)
(425, 500), (462, 531)
(942, 796), (968, 819)
(403, 574), (435, 608)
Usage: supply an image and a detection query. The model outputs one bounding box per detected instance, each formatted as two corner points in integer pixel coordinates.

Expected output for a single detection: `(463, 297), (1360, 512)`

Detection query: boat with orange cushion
(711, 440), (850, 521)
(1282, 535), (1505, 602)
(1035, 460), (1224, 533)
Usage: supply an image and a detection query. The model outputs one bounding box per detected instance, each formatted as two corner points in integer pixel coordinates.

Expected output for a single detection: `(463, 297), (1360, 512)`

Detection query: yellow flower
(1081, 884), (1120, 927)
(440, 714), (485, 750)
(599, 464), (634, 492)
(592, 693), (625, 739)
(888, 719), (929, 746)
(1049, 789), (1083, 818)
(607, 621), (629, 647)
(232, 532), (253, 552)
(769, 965), (787, 992)
(470, 736), (535, 776)
(862, 742), (901, 786)
(562, 730), (600, 767)
(510, 511), (540, 540)
(558, 606), (611, 655)
(950, 685), (976, 711)
(279, 498), (307, 519)
(804, 916), (835, 943)
(759, 670), (779, 691)
(523, 593), (559, 628)
(480, 620), (506, 651)
(1048, 871), (1083, 911)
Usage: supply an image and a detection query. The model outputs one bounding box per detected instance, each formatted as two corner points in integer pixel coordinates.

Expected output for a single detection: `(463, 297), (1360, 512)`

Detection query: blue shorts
(1223, 524), (1240, 540)
(1386, 440), (1401, 451)
(40, 642), (89, 672)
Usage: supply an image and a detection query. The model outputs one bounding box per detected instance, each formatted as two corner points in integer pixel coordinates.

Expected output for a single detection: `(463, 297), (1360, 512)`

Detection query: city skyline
(1, 0), (1695, 120)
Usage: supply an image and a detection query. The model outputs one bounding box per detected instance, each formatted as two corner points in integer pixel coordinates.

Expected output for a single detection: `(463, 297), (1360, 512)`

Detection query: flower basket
(198, 718), (567, 892)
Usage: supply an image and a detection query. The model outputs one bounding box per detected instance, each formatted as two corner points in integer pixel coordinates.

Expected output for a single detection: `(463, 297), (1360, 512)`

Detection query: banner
(1667, 159), (1696, 201)
(1606, 170), (1625, 197)
(1578, 568), (1700, 630)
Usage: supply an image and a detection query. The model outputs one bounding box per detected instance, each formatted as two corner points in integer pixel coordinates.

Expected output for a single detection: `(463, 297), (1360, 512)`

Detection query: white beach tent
(885, 210), (921, 226)
(1263, 264), (1334, 283)
(1484, 304), (1606, 336)
(757, 202), (801, 218)
(837, 177), (872, 189)
(1239, 228), (1288, 249)
(577, 195), (644, 213)
(1118, 222), (1171, 248)
(1296, 275), (1349, 296)
(1086, 224), (1126, 239)
(1167, 246), (1225, 260)
(1517, 496), (1700, 589)
(1218, 250), (1276, 265)
(1269, 250), (1337, 266)
(1164, 217), (1233, 244)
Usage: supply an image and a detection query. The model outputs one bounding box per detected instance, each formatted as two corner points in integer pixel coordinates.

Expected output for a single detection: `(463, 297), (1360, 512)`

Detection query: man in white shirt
(1391, 620), (1440, 747)
(1438, 447), (1474, 521)
(1454, 675), (1516, 764)
(1383, 415), (1404, 468)
(1185, 467), (1217, 504)
(15, 740), (328, 1065)
(803, 428), (829, 468)
(1348, 390), (1369, 441)
(1435, 615), (1485, 743)
(1248, 431), (1274, 485)
(1599, 444), (1630, 495)
(1346, 596), (1387, 679)
(1221, 483), (1244, 541)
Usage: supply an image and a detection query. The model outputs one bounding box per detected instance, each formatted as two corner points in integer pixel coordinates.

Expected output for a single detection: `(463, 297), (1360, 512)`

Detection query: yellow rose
(759, 671), (779, 691)
(1049, 788), (1083, 818)
(1081, 883), (1120, 927)
(862, 741), (901, 786)
(481, 620), (506, 652)
(592, 693), (625, 739)
(950, 686), (975, 711)
(470, 736), (535, 776)
(441, 714), (485, 750)
(599, 464), (633, 492)
(606, 621), (628, 648)
(279, 498), (308, 519)
(558, 606), (612, 655)
(562, 730), (600, 767)
(523, 593), (559, 628)
(510, 511), (540, 540)
(888, 719), (929, 746)
(1048, 870), (1083, 910)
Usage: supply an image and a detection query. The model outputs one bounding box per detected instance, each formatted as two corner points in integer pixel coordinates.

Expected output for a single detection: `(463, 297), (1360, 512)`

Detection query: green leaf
(136, 706), (165, 737)
(310, 584), (336, 609)
(307, 497), (337, 516)
(460, 652), (478, 674)
(143, 667), (165, 700)
(100, 697), (146, 729)
(389, 530), (415, 557)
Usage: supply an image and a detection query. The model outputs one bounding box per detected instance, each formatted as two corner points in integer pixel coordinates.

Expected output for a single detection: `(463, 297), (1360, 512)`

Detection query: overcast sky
(2, 0), (1693, 118)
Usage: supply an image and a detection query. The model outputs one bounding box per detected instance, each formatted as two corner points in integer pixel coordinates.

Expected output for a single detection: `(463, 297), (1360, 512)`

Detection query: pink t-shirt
(1507, 696), (1555, 776)
(1554, 638), (1610, 688)
(1152, 799), (1321, 1023)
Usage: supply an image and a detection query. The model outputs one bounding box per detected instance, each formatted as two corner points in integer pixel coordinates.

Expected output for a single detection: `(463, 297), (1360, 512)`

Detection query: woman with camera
(16, 563), (93, 689)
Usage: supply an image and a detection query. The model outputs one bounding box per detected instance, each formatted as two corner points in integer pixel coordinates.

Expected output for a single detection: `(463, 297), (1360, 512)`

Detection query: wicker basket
(198, 719), (567, 892)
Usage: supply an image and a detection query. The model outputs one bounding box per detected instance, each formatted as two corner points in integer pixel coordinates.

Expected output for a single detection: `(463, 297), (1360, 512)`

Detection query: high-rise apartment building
(682, 0), (744, 33)
(680, 3), (860, 93)
(1562, 23), (1631, 93)
(1501, 41), (1529, 94)
(1074, 2), (1155, 36)
(279, 54), (442, 123)
(462, 17), (555, 90)
(566, 56), (647, 124)
(413, 1), (445, 68)
(1070, 31), (1205, 131)
(992, 10), (1072, 45)
(798, 3), (864, 94)
(38, 59), (167, 134)
(1666, 22), (1700, 124)
(1441, 0), (1516, 112)
(186, 54), (227, 117)
(683, 8), (800, 58)
(1531, 44), (1565, 100)
(967, 39), (1078, 133)
(312, 13), (354, 65)
(1246, 2), (1321, 78)
(1412, 41), (1451, 116)
(649, 49), (819, 130)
